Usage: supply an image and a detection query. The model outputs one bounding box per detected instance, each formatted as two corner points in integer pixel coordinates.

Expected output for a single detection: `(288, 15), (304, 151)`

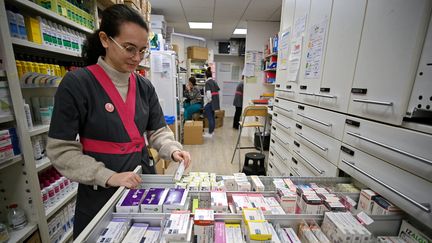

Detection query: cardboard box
(162, 188), (189, 212)
(184, 121), (203, 145)
(214, 222), (226, 243)
(116, 189), (146, 213)
(358, 189), (378, 214)
(187, 46), (208, 60)
(140, 188), (168, 213)
(122, 223), (148, 243)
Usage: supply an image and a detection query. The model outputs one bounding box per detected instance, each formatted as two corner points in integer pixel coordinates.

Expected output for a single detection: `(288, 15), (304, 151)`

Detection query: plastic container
(44, 180), (56, 206)
(23, 102), (33, 129)
(15, 13), (27, 40)
(7, 204), (27, 230)
(0, 222), (9, 242)
(6, 10), (19, 38)
(31, 136), (43, 160)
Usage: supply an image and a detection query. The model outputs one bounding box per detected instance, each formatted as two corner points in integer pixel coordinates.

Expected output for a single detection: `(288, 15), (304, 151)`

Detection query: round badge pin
(105, 103), (115, 113)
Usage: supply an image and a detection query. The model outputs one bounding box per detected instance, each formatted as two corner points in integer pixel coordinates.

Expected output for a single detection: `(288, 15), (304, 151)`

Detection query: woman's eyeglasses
(109, 36), (150, 58)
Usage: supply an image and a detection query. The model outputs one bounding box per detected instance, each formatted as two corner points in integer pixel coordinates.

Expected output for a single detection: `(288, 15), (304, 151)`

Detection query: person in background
(203, 67), (220, 138)
(183, 77), (202, 120)
(233, 76), (244, 129)
(46, 5), (191, 239)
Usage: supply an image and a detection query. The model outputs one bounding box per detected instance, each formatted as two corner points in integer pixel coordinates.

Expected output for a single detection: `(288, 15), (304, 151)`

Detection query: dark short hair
(82, 4), (149, 65)
(205, 67), (212, 78)
(188, 77), (197, 86)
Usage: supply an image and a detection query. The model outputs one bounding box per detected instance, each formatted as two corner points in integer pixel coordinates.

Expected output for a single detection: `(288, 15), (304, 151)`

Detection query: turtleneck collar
(97, 56), (130, 87)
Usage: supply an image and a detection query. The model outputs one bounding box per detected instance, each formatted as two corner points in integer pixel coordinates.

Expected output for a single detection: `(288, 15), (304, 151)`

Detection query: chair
(242, 152), (266, 175)
(230, 106), (268, 172)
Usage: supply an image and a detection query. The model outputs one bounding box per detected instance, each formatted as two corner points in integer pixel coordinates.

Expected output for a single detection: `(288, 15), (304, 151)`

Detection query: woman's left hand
(172, 150), (191, 169)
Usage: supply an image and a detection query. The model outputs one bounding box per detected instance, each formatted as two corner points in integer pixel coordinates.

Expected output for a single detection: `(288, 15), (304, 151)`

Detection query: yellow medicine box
(24, 17), (42, 44)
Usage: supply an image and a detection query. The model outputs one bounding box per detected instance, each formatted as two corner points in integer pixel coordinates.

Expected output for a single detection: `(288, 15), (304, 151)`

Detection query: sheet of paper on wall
(304, 17), (328, 79)
(279, 28), (291, 70)
(243, 63), (255, 77)
(294, 15), (307, 37)
(287, 36), (303, 81)
(246, 76), (257, 84)
(151, 54), (163, 72)
(219, 63), (231, 72)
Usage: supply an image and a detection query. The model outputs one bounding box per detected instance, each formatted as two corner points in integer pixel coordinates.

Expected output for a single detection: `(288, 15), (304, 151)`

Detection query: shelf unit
(0, 1), (97, 242)
(8, 222), (38, 243)
(59, 228), (73, 243)
(46, 188), (78, 219)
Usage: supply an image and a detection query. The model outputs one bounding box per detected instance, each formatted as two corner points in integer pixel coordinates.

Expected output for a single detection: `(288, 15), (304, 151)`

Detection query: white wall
(244, 21), (280, 110)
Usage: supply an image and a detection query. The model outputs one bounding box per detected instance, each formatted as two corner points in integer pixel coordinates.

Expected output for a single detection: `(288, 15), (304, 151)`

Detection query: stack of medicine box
(211, 191), (228, 213)
(277, 228), (301, 243)
(179, 172), (221, 191)
(116, 189), (147, 213)
(273, 179), (297, 214)
(194, 209), (215, 243)
(242, 208), (272, 242)
(162, 211), (192, 242)
(0, 128), (20, 163)
(121, 223), (149, 243)
(214, 222), (226, 243)
(321, 212), (372, 242)
(96, 218), (130, 243)
(251, 176), (265, 192)
(141, 188), (169, 213)
(162, 188), (189, 213)
(225, 224), (243, 243)
(233, 173), (251, 191)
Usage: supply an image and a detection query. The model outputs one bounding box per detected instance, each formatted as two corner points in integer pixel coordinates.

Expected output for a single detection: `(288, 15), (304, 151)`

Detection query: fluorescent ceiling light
(189, 22), (212, 29)
(233, 28), (247, 35)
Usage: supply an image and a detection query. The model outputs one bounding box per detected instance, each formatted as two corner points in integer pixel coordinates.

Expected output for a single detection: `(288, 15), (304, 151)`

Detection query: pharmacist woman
(46, 4), (191, 239)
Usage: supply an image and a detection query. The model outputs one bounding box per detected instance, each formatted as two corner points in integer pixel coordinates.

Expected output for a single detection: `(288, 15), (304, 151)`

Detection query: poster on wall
(243, 51), (263, 77)
(294, 15), (307, 37)
(287, 36), (303, 81)
(304, 17), (328, 79)
(279, 28), (291, 70)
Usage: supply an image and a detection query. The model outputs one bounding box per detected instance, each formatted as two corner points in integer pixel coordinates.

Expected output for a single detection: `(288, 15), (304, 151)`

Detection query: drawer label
(272, 126), (276, 130)
(345, 119), (360, 127)
(296, 123), (302, 129)
(320, 87), (330, 92)
(275, 99), (279, 103)
(292, 157), (298, 164)
(294, 141), (300, 147)
(298, 105), (305, 110)
(276, 84), (281, 88)
(351, 88), (367, 94)
(286, 85), (292, 89)
(300, 85), (307, 90)
(341, 146), (355, 156)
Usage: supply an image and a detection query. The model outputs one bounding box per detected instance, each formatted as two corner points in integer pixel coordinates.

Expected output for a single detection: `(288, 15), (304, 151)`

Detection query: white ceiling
(149, 0), (282, 40)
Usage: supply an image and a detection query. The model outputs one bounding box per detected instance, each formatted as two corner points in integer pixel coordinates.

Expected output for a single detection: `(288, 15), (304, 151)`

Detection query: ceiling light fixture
(233, 28), (247, 35)
(189, 22), (213, 29)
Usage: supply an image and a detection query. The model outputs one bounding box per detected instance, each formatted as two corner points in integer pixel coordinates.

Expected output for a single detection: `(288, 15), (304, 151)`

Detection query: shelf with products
(0, 155), (23, 170)
(45, 187), (78, 219)
(59, 228), (73, 243)
(6, 0), (94, 33)
(36, 157), (51, 172)
(29, 124), (50, 137)
(11, 38), (82, 58)
(0, 115), (14, 124)
(7, 222), (38, 243)
(264, 52), (278, 59)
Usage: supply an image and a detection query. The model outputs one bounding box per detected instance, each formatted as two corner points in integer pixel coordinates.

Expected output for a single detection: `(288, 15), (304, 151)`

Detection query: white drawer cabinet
(348, 0), (431, 125)
(295, 102), (346, 140)
(339, 144), (432, 226)
(291, 138), (338, 177)
(269, 148), (290, 176)
(293, 120), (341, 166)
(318, 0), (366, 113)
(343, 116), (432, 182)
(272, 119), (294, 139)
(267, 159), (282, 177)
(297, 0), (333, 107)
(274, 98), (298, 120)
(275, 88), (296, 101)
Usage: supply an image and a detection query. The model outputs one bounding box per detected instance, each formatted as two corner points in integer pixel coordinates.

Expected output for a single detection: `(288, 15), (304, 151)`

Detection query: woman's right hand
(106, 172), (142, 188)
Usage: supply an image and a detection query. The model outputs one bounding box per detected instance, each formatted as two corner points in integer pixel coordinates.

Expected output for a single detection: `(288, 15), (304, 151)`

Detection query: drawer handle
(275, 120), (291, 131)
(293, 150), (324, 175)
(346, 132), (432, 166)
(295, 132), (328, 151)
(291, 167), (301, 176)
(315, 93), (337, 99)
(341, 159), (431, 213)
(274, 105), (294, 113)
(273, 134), (289, 145)
(277, 89), (295, 93)
(299, 91), (315, 96)
(272, 149), (287, 162)
(297, 113), (332, 127)
(352, 98), (393, 106)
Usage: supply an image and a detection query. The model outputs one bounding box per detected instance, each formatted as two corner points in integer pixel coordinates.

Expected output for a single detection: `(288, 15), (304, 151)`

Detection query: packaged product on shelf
(222, 176), (236, 191)
(276, 189), (297, 214)
(162, 211), (191, 241)
(298, 222), (319, 243)
(96, 218), (130, 243)
(236, 181), (251, 191)
(242, 208), (265, 222)
(245, 220), (272, 242)
(371, 196), (402, 215)
(116, 189), (147, 213)
(192, 199), (199, 213)
(121, 223), (149, 243)
(162, 188), (189, 212)
(283, 179), (296, 192)
(211, 191), (228, 213)
(251, 176), (265, 192)
(308, 222), (330, 243)
(140, 188), (168, 213)
(174, 161), (185, 182)
(200, 181), (210, 191)
(225, 224), (243, 243)
(284, 228), (301, 243)
(194, 209), (214, 243)
(214, 222), (226, 243)
(187, 181), (200, 192)
(272, 179), (287, 190)
(142, 227), (161, 243)
(24, 16), (42, 44)
(299, 193), (324, 215)
(321, 212), (372, 243)
(247, 194), (271, 214)
(398, 220), (432, 242)
(263, 197), (286, 215)
(376, 236), (408, 243)
(267, 223), (281, 243)
(358, 189), (378, 214)
(232, 194), (252, 213)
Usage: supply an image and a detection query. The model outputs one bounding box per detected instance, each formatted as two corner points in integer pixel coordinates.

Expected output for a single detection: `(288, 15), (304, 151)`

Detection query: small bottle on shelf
(7, 204), (27, 230)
